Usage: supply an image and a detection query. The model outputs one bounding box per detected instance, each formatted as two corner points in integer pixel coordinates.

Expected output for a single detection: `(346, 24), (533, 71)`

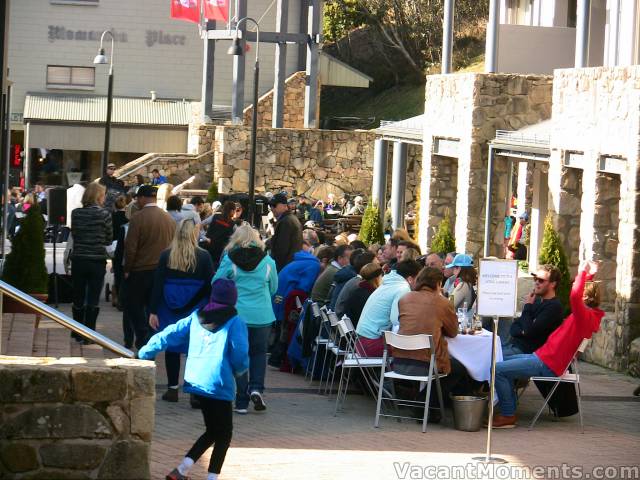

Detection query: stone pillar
(390, 141), (408, 230)
(371, 138), (388, 221)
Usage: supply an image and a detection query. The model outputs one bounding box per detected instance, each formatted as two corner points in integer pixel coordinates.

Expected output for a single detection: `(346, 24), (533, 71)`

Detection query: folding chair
(319, 311), (342, 394)
(304, 302), (323, 382)
(528, 338), (589, 432)
(374, 331), (446, 433)
(307, 304), (330, 384)
(334, 319), (384, 415)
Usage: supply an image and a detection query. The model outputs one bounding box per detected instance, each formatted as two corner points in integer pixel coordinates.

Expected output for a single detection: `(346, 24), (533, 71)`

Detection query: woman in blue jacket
(213, 224), (278, 413)
(138, 279), (249, 480)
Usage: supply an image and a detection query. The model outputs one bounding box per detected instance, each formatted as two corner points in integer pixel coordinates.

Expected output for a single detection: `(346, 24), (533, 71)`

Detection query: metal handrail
(0, 280), (134, 358)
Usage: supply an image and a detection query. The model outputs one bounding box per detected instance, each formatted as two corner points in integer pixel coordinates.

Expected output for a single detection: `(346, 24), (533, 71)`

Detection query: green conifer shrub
(359, 202), (385, 246)
(430, 212), (456, 255)
(2, 205), (48, 293)
(206, 179), (219, 203)
(538, 215), (571, 310)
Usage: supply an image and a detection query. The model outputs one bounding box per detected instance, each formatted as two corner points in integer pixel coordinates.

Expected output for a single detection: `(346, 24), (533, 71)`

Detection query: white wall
(7, 0), (302, 125)
(496, 24), (576, 74)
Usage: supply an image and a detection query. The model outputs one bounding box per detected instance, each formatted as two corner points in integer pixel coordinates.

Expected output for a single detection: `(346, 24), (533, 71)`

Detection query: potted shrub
(430, 211), (456, 255)
(2, 204), (49, 312)
(359, 201), (385, 246)
(538, 215), (571, 312)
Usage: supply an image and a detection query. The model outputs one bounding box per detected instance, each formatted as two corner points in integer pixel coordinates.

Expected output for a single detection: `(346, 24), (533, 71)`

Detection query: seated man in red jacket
(492, 260), (604, 428)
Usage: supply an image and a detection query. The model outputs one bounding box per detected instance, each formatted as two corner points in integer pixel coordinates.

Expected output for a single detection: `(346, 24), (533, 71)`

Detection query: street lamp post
(93, 30), (115, 178)
(228, 17), (260, 227)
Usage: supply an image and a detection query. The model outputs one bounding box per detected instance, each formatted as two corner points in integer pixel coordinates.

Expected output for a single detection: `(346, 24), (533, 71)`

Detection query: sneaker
(166, 468), (190, 480)
(250, 391), (267, 411)
(161, 389), (179, 403)
(233, 407), (248, 414)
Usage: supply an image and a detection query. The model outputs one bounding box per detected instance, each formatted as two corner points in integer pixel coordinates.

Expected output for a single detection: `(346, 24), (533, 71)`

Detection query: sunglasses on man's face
(532, 276), (549, 284)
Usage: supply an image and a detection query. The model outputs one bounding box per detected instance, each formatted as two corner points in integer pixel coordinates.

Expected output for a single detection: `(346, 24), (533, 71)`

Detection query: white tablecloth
(447, 329), (503, 382)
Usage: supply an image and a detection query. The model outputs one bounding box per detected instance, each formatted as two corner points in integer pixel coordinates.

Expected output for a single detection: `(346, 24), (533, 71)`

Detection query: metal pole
(390, 141), (408, 231)
(483, 145), (495, 258)
(442, 0), (455, 74)
(102, 70), (114, 176)
(372, 138), (388, 222)
(472, 316), (507, 464)
(249, 58), (259, 227)
(485, 0), (500, 73)
(1, 83), (9, 259)
(575, 0), (591, 68)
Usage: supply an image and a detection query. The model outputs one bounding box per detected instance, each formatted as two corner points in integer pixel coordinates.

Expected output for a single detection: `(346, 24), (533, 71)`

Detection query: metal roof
(375, 114), (424, 144)
(23, 93), (192, 126)
(320, 52), (373, 88)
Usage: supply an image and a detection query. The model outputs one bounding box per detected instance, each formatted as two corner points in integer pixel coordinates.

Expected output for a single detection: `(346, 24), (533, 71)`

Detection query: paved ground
(2, 256), (639, 479)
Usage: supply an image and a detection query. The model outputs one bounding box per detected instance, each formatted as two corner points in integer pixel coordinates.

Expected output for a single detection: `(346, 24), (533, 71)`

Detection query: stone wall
(242, 71), (310, 129)
(419, 73), (553, 255)
(0, 356), (155, 479)
(207, 125), (376, 200)
(548, 66), (640, 371)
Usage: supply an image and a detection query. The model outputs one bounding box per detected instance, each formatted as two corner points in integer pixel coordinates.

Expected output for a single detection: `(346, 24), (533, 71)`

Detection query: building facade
(7, 0), (303, 186)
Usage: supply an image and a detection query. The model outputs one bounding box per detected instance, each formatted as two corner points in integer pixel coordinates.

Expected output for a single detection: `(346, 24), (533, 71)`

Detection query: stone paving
(2, 281), (639, 480)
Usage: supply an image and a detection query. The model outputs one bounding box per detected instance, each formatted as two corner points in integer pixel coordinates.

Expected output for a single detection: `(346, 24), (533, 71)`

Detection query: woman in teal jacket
(213, 224), (278, 413)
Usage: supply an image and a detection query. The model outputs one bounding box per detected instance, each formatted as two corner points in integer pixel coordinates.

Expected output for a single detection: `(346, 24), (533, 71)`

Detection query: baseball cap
(519, 212), (529, 221)
(107, 163), (116, 169)
(268, 192), (288, 207)
(445, 253), (474, 269)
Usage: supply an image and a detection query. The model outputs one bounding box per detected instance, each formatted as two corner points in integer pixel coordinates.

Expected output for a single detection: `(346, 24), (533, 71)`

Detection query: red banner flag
(170, 0), (200, 23)
(203, 0), (229, 21)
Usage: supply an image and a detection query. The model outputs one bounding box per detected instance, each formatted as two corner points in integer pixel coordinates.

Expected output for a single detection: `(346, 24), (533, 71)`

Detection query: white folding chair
(319, 311), (343, 394)
(333, 319), (384, 415)
(305, 302), (324, 382)
(374, 331), (446, 433)
(308, 305), (331, 385)
(528, 338), (589, 432)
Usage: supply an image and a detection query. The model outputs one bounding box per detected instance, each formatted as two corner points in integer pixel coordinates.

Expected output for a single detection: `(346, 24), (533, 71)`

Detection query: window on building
(46, 66), (95, 89)
(507, 0), (533, 25)
(567, 0), (577, 28)
(50, 0), (98, 4)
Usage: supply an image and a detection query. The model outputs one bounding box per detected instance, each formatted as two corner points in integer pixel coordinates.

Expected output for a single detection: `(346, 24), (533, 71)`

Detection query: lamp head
(227, 37), (243, 56)
(93, 48), (108, 65)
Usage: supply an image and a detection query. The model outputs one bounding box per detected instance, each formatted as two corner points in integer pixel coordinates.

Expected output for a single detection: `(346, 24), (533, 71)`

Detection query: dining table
(446, 328), (503, 382)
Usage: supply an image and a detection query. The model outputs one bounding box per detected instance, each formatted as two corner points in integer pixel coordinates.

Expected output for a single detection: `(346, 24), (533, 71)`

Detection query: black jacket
(268, 211), (302, 272)
(206, 215), (235, 266)
(510, 297), (563, 353)
(70, 205), (113, 261)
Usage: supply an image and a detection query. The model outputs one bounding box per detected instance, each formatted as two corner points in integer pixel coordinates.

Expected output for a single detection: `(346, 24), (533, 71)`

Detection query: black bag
(47, 273), (74, 304)
(533, 375), (579, 418)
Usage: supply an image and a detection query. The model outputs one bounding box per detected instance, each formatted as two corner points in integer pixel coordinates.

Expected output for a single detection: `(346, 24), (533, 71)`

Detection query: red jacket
(536, 270), (604, 376)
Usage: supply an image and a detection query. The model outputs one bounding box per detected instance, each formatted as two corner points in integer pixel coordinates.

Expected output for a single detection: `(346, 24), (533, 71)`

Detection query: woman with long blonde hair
(213, 223), (277, 413)
(149, 219), (214, 403)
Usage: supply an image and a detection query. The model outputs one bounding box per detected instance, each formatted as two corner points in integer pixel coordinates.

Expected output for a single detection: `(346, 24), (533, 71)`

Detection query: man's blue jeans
(501, 343), (525, 358)
(236, 325), (271, 409)
(494, 353), (555, 416)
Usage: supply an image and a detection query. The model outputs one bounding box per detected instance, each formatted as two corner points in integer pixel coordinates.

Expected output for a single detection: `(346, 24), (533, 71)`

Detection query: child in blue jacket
(138, 279), (248, 480)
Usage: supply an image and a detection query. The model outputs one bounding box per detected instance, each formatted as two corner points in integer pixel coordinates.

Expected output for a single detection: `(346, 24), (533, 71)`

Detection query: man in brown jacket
(394, 267), (472, 421)
(123, 185), (176, 349)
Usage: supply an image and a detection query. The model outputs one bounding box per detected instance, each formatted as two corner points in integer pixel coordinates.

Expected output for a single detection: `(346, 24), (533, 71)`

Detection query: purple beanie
(203, 279), (238, 312)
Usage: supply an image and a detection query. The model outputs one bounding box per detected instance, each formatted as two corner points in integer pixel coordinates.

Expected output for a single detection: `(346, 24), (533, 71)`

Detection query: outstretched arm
(138, 315), (192, 360)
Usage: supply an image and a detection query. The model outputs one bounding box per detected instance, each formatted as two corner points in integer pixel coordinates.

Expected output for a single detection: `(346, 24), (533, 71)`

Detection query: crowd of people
(57, 171), (605, 480)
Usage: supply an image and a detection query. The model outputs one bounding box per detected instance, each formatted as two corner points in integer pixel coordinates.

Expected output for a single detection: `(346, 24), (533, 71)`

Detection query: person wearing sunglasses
(501, 264), (564, 358)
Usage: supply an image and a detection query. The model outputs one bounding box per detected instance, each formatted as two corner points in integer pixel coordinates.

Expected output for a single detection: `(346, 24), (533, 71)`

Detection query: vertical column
(201, 20), (216, 122)
(442, 0), (455, 74)
(579, 156), (598, 260)
(231, 0), (247, 124)
(485, 0), (500, 73)
(483, 146), (495, 258)
(516, 160), (528, 216)
(272, 0), (288, 128)
(304, 0), (321, 128)
(529, 165), (549, 271)
(390, 142), (408, 231)
(24, 122), (30, 191)
(371, 138), (388, 222)
(575, 0), (591, 68)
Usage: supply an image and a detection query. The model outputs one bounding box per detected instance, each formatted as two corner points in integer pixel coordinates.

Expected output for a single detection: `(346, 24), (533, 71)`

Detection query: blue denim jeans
(236, 325), (271, 409)
(501, 343), (525, 359)
(494, 353), (555, 416)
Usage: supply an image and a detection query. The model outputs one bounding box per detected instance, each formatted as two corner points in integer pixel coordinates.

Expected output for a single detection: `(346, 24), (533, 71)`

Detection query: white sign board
(477, 259), (519, 317)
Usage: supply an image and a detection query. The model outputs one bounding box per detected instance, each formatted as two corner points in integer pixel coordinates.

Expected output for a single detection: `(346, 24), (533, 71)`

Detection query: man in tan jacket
(123, 185), (176, 349)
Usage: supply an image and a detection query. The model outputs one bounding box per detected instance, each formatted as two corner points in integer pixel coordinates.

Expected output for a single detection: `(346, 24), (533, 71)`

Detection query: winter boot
(71, 306), (85, 342)
(82, 306), (100, 345)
